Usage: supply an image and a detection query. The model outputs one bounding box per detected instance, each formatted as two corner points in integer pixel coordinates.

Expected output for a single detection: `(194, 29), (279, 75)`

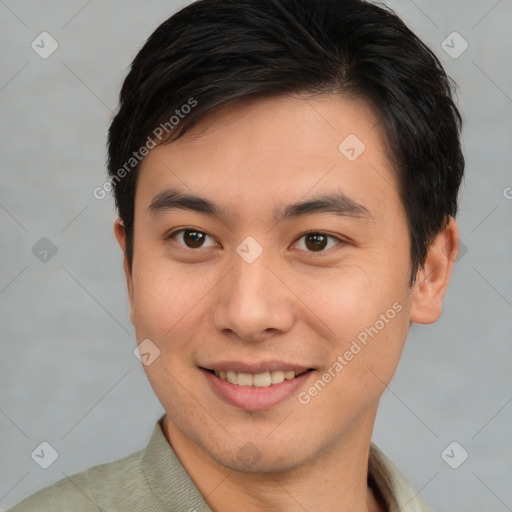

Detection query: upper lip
(201, 360), (313, 374)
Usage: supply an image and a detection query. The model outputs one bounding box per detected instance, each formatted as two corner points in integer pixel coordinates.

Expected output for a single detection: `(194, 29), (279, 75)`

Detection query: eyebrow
(148, 187), (373, 223)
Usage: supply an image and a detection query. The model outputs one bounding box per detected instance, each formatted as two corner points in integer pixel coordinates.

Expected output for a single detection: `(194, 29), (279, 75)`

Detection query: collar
(368, 443), (433, 512)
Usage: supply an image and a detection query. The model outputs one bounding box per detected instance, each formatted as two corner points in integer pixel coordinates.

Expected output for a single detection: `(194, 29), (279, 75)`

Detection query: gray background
(1, 0), (511, 510)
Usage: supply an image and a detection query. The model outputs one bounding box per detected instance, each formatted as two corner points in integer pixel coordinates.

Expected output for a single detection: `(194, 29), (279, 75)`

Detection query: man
(9, 0), (463, 510)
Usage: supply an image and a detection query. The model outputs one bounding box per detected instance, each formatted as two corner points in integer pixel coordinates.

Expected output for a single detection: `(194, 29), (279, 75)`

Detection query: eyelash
(165, 228), (343, 254)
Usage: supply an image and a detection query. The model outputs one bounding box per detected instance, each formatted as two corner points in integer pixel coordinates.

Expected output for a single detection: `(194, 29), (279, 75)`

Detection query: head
(109, 0), (463, 473)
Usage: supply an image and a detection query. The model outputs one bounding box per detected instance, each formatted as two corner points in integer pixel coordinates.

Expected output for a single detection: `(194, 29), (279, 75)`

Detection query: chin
(212, 445), (307, 475)
(199, 427), (319, 474)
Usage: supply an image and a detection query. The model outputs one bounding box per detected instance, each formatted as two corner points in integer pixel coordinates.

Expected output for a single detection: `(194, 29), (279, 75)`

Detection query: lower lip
(202, 369), (314, 411)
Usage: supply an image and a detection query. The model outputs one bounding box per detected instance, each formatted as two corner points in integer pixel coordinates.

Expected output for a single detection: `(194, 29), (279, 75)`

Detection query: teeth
(237, 373), (253, 386)
(213, 369), (307, 387)
(270, 370), (285, 384)
(253, 372), (272, 387)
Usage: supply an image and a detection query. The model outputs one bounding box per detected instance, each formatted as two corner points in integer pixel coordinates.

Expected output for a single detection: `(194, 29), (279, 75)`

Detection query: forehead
(136, 93), (401, 224)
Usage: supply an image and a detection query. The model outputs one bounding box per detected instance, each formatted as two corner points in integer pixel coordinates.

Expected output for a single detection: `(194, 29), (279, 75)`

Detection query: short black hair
(107, 0), (464, 284)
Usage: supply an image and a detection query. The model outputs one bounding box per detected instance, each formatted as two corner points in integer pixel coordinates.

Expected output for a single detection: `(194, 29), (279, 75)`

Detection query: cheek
(130, 257), (208, 405)
(295, 254), (409, 337)
(298, 302), (410, 427)
(294, 258), (411, 394)
(131, 252), (208, 340)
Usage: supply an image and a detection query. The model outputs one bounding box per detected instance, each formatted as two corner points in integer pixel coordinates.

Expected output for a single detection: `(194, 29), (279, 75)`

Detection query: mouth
(203, 368), (313, 388)
(200, 365), (315, 410)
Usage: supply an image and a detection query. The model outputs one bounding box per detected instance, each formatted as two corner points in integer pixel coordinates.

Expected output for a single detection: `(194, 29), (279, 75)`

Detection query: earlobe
(113, 217), (127, 254)
(113, 218), (135, 318)
(410, 216), (459, 324)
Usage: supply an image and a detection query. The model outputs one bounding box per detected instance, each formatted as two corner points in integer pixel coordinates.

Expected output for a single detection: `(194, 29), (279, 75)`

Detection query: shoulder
(7, 448), (145, 512)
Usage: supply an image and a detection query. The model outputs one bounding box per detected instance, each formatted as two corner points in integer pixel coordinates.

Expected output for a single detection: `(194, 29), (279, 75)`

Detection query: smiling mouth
(204, 369), (313, 387)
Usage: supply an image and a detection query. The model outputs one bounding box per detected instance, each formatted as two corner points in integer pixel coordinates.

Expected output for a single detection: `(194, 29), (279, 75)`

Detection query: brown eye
(168, 229), (218, 249)
(305, 233), (328, 251)
(294, 232), (341, 253)
(183, 230), (206, 248)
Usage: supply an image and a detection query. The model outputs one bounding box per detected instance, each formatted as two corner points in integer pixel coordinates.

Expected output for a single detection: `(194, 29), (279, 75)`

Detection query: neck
(163, 413), (385, 512)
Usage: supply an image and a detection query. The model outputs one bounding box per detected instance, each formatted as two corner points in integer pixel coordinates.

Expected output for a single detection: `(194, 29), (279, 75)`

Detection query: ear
(113, 218), (135, 321)
(410, 216), (459, 324)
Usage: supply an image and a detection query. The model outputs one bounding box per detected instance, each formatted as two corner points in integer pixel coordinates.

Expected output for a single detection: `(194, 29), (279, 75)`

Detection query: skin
(114, 93), (459, 512)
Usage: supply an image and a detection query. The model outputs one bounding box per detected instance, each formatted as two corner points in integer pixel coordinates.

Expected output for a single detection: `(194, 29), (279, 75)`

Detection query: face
(115, 94), (451, 474)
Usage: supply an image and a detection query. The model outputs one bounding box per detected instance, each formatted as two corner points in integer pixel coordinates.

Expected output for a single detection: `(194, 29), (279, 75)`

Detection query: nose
(211, 247), (295, 342)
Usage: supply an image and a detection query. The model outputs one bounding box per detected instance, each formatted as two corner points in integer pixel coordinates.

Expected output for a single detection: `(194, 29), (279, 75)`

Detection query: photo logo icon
(338, 134), (365, 161)
(237, 442), (262, 469)
(134, 338), (161, 366)
(441, 32), (468, 59)
(31, 441), (59, 469)
(32, 237), (58, 263)
(31, 32), (59, 59)
(236, 236), (263, 264)
(441, 441), (469, 469)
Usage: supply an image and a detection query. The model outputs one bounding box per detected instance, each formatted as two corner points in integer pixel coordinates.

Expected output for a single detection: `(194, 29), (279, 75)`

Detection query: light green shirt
(8, 415), (432, 511)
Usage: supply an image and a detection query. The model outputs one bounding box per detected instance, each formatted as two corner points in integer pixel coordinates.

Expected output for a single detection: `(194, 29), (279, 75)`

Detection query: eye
(167, 229), (218, 249)
(293, 231), (342, 253)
